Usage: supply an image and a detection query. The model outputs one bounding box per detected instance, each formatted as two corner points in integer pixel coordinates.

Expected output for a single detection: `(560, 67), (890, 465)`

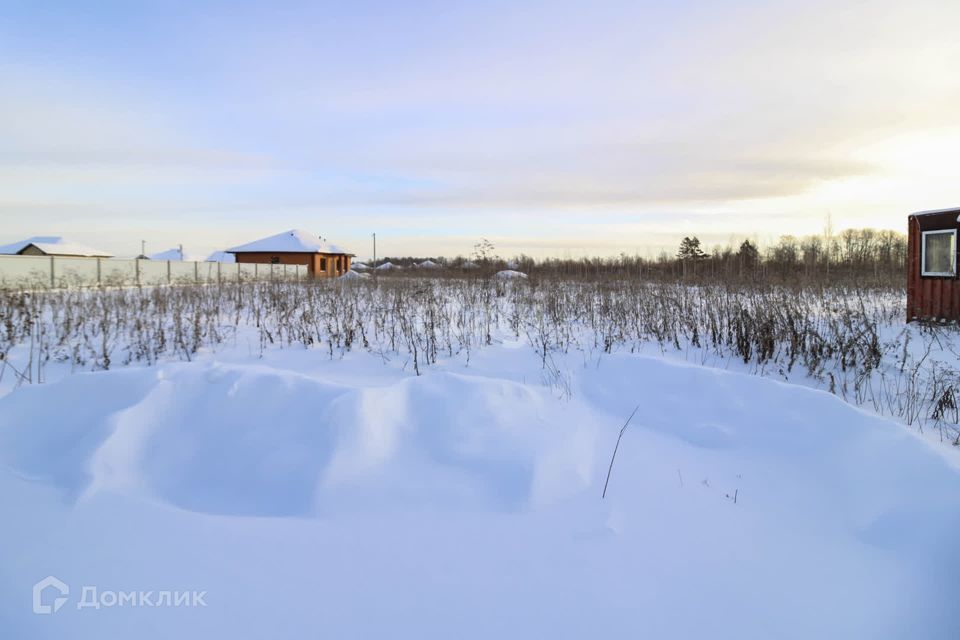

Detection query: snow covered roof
(912, 206), (960, 217)
(149, 248), (203, 262)
(205, 251), (236, 263)
(0, 236), (113, 257)
(417, 260), (440, 268)
(227, 229), (352, 255)
(375, 261), (400, 270)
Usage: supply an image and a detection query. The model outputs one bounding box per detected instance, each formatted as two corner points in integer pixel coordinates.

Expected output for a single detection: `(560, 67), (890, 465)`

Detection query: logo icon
(33, 576), (69, 614)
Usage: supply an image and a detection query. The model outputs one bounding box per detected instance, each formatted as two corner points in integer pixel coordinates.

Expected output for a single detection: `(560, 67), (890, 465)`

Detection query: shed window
(319, 257), (327, 271)
(270, 256), (280, 264)
(921, 229), (957, 277)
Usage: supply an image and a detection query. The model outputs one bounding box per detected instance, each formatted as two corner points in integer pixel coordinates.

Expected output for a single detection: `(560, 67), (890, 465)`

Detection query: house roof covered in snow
(149, 248), (204, 262)
(226, 229), (352, 255)
(205, 251), (236, 263)
(0, 236), (113, 257)
(912, 206), (960, 218)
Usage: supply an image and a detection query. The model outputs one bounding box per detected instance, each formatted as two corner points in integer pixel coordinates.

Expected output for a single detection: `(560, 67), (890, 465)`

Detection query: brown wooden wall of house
(233, 252), (351, 278)
(907, 210), (960, 321)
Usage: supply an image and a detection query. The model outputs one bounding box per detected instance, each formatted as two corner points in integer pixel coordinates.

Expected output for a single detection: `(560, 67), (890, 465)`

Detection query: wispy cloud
(0, 0), (958, 256)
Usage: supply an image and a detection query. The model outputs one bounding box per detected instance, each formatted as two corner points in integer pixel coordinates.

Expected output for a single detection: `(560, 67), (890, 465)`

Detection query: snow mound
(2, 350), (960, 636)
(339, 270), (369, 280)
(417, 260), (441, 268)
(0, 364), (596, 517)
(494, 269), (528, 279)
(375, 261), (399, 270)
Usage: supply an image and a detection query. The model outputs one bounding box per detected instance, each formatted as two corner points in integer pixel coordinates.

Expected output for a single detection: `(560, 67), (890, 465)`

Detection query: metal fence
(0, 255), (307, 290)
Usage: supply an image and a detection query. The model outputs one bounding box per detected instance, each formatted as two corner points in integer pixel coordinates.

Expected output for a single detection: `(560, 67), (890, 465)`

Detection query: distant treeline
(369, 228), (907, 286)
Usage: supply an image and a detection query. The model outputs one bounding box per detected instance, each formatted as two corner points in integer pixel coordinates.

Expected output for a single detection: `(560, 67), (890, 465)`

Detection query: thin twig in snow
(602, 404), (641, 499)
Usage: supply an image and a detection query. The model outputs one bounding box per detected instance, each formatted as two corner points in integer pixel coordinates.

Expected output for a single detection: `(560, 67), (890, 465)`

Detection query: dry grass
(1, 277), (957, 443)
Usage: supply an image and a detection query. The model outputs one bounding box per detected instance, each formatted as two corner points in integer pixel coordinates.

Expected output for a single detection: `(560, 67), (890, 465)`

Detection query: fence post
(49, 256), (55, 288)
(194, 260), (199, 284)
(96, 258), (102, 286)
(136, 259), (141, 286)
(217, 261), (221, 286)
(167, 260), (172, 284)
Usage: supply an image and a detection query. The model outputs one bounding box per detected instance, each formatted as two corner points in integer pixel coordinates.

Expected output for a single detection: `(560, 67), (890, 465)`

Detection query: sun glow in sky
(1, 0), (958, 258)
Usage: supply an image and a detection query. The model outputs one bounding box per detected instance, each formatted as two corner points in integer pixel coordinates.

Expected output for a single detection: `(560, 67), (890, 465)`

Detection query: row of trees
(503, 229), (907, 285)
(669, 229), (906, 283)
(371, 228), (907, 286)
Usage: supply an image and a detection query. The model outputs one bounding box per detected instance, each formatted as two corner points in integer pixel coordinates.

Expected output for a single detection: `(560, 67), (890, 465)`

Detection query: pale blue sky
(2, 0), (958, 258)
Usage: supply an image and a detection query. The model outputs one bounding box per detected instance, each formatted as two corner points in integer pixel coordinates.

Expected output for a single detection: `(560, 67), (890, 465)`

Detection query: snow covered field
(1, 280), (959, 638)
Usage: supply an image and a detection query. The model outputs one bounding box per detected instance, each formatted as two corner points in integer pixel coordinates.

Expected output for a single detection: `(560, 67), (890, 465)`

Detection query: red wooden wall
(907, 209), (960, 322)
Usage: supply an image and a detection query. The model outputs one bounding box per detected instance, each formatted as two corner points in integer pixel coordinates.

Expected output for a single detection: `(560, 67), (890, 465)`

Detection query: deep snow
(1, 341), (959, 638)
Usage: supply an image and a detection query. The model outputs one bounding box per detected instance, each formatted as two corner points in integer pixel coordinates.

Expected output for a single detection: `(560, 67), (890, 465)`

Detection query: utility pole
(372, 233), (377, 275)
(141, 240), (146, 258)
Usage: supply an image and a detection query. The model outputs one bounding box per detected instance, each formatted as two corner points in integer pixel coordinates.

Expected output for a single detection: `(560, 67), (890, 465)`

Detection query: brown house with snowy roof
(0, 236), (113, 258)
(226, 229), (353, 278)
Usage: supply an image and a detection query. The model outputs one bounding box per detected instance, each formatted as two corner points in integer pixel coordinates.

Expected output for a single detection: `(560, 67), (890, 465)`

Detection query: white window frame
(921, 229), (957, 277)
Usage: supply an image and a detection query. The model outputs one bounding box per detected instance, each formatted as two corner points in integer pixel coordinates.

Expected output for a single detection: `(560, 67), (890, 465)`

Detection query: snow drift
(0, 363), (595, 517)
(1, 347), (959, 638)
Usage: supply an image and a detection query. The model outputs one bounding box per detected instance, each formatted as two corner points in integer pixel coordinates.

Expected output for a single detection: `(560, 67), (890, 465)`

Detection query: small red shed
(907, 207), (960, 322)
